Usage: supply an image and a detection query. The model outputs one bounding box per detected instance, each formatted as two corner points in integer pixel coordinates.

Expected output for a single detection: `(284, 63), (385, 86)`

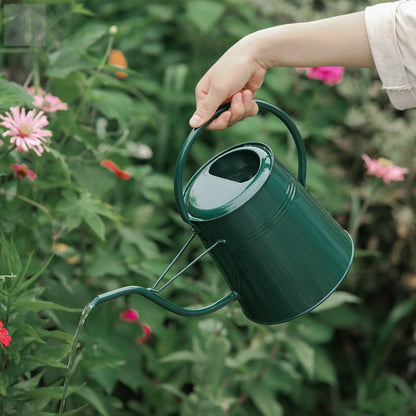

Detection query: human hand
(189, 36), (267, 130)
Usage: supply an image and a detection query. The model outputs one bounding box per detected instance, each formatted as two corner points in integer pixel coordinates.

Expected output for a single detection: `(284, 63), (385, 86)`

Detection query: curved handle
(90, 285), (239, 317)
(174, 100), (307, 224)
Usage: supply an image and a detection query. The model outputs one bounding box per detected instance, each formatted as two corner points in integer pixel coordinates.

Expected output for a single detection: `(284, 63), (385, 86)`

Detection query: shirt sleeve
(365, 0), (416, 110)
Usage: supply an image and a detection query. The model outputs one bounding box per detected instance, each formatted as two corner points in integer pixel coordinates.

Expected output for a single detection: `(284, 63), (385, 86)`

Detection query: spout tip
(89, 297), (100, 308)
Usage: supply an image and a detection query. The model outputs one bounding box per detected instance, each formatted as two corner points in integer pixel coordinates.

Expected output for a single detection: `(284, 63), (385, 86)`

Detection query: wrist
(244, 26), (287, 69)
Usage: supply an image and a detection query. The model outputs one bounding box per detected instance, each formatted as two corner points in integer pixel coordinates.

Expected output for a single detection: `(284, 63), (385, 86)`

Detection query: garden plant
(1, 0), (416, 415)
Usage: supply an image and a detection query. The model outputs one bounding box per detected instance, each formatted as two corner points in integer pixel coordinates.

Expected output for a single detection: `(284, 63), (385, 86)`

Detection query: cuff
(365, 1), (416, 110)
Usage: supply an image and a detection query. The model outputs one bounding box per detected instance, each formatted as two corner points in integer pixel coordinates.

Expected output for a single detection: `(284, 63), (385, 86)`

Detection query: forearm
(247, 11), (375, 69)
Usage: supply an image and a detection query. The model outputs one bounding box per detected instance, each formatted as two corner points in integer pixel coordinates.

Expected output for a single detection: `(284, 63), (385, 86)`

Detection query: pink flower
(119, 308), (140, 323)
(135, 323), (152, 345)
(11, 163), (37, 181)
(0, 321), (12, 348)
(297, 66), (344, 85)
(27, 87), (68, 113)
(362, 154), (408, 183)
(0, 106), (52, 156)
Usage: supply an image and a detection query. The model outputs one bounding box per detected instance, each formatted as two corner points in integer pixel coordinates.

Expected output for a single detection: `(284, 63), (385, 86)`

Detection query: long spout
(90, 285), (239, 318)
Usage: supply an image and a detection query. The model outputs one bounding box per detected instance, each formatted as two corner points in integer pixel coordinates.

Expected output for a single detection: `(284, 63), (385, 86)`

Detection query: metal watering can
(91, 100), (354, 324)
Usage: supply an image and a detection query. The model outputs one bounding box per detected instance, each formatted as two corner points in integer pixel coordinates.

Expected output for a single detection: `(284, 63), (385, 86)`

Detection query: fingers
(189, 77), (225, 128)
(206, 90), (259, 131)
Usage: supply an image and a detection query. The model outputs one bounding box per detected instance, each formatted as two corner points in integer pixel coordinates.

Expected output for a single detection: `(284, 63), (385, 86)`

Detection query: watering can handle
(174, 100), (307, 224)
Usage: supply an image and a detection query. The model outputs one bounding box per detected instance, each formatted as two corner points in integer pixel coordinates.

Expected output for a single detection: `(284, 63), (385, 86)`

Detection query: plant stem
(349, 179), (381, 242)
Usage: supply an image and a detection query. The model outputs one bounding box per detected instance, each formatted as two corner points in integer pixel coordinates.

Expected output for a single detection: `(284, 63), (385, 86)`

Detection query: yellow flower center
(18, 122), (33, 137)
(377, 158), (393, 168)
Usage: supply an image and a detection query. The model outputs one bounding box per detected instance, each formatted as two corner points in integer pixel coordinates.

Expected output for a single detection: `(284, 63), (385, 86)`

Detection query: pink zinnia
(297, 66), (344, 85)
(27, 87), (68, 113)
(0, 106), (52, 156)
(11, 163), (37, 181)
(0, 321), (12, 348)
(119, 308), (140, 323)
(362, 154), (408, 183)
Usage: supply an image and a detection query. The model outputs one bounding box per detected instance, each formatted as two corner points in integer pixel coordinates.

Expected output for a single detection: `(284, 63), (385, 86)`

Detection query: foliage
(0, 0), (416, 415)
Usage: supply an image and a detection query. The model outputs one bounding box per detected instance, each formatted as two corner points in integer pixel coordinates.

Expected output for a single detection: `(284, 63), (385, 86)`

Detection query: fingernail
(189, 113), (202, 127)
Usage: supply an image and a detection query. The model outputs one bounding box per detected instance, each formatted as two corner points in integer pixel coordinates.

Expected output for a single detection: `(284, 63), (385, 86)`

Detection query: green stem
(32, 47), (41, 93)
(349, 179), (381, 242)
(59, 33), (115, 150)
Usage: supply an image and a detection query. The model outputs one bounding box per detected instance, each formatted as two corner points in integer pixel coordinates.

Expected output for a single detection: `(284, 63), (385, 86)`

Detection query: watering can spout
(90, 285), (239, 317)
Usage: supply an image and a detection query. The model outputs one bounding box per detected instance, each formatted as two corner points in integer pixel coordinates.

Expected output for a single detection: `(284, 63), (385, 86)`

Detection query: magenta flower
(119, 308), (140, 323)
(11, 163), (37, 181)
(27, 87), (68, 113)
(0, 106), (52, 156)
(297, 66), (344, 85)
(0, 321), (12, 348)
(362, 154), (408, 183)
(135, 323), (152, 345)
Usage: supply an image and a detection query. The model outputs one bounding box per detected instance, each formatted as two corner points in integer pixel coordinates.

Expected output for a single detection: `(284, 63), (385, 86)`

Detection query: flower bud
(109, 25), (118, 35)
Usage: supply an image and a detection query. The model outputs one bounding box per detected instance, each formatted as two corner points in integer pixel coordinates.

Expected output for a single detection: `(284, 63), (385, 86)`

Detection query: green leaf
(0, 76), (33, 108)
(226, 348), (268, 368)
(83, 211), (105, 241)
(251, 385), (284, 416)
(24, 356), (68, 369)
(26, 383), (84, 399)
(38, 329), (74, 344)
(71, 1), (94, 15)
(76, 386), (110, 416)
(0, 235), (21, 279)
(13, 300), (80, 313)
(88, 89), (135, 128)
(159, 350), (198, 364)
(0, 373), (9, 395)
(289, 316), (334, 344)
(287, 337), (315, 379)
(86, 252), (126, 278)
(312, 291), (360, 313)
(158, 383), (188, 401)
(72, 165), (116, 197)
(19, 254), (54, 292)
(47, 21), (107, 78)
(375, 298), (416, 350)
(56, 191), (118, 240)
(186, 1), (226, 33)
(13, 371), (43, 391)
(13, 321), (46, 344)
(314, 348), (337, 385)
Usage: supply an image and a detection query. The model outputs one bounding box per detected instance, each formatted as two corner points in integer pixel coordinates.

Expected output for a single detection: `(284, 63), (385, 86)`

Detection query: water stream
(58, 302), (94, 416)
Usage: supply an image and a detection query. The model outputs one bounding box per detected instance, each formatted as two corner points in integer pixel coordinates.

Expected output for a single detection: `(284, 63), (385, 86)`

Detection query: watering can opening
(209, 148), (261, 183)
(185, 143), (274, 222)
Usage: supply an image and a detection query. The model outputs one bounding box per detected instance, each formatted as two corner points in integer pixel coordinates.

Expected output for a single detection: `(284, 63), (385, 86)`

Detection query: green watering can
(91, 100), (354, 324)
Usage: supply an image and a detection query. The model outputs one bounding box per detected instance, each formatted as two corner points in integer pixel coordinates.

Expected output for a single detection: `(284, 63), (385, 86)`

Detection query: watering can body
(92, 100), (354, 325)
(183, 142), (353, 324)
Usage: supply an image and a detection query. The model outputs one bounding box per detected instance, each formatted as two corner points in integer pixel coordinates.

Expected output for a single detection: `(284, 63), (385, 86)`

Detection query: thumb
(189, 91), (223, 128)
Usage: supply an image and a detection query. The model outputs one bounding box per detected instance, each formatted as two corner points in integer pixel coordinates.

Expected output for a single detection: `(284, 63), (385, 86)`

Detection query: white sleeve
(365, 0), (416, 110)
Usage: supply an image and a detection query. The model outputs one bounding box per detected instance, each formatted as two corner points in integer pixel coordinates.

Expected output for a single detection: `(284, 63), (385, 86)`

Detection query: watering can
(91, 100), (354, 324)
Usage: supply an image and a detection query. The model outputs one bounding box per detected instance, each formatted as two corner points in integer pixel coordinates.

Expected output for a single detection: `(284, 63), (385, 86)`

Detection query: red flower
(11, 163), (37, 181)
(135, 323), (152, 345)
(119, 308), (140, 323)
(100, 160), (132, 180)
(0, 321), (12, 348)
